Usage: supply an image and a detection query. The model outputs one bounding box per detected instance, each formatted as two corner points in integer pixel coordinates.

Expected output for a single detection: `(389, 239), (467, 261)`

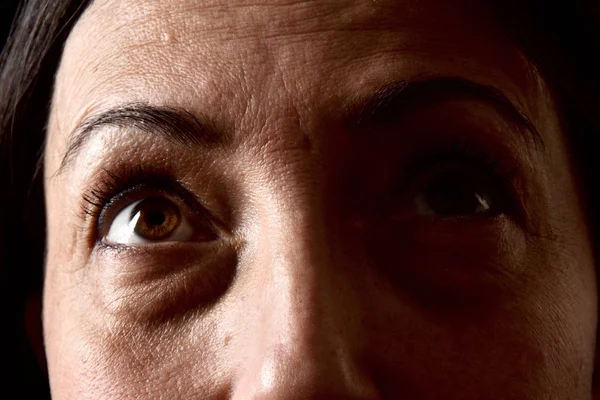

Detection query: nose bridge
(232, 193), (377, 399)
(260, 197), (340, 368)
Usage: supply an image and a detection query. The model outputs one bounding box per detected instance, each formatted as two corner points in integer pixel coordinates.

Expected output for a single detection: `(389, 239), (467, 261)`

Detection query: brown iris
(130, 197), (181, 240)
(420, 168), (496, 217)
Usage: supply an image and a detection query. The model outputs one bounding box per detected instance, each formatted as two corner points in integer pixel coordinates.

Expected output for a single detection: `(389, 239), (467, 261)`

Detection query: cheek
(360, 217), (597, 398)
(43, 244), (597, 399)
(366, 295), (596, 399)
(43, 271), (233, 400)
(365, 216), (528, 312)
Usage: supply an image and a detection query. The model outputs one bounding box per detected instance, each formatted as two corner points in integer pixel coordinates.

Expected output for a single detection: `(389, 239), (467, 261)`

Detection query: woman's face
(43, 0), (597, 398)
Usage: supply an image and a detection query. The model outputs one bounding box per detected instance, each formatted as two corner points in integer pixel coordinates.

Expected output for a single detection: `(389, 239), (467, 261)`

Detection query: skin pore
(43, 0), (597, 398)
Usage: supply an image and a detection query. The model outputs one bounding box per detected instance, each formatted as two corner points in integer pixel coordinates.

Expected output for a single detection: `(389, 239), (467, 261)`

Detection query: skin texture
(43, 0), (598, 398)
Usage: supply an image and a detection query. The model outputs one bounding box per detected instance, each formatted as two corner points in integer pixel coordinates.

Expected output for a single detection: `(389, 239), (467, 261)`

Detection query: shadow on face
(42, 0), (597, 398)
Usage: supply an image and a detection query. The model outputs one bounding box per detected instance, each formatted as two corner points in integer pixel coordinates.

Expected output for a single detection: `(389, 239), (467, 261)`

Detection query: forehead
(50, 0), (537, 157)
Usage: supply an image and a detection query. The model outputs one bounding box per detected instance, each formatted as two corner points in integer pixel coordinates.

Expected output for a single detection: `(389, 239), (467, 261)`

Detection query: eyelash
(80, 166), (201, 241)
(407, 139), (518, 181)
(79, 139), (522, 243)
(398, 138), (522, 216)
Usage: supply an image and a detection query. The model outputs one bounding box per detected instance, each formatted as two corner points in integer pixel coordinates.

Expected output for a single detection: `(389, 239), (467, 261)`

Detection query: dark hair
(1, 0), (598, 395)
(0, 1), (92, 395)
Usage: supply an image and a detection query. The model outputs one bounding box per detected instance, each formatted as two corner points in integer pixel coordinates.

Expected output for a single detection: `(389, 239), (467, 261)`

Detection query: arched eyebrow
(56, 103), (230, 175)
(348, 76), (544, 148)
(56, 77), (543, 176)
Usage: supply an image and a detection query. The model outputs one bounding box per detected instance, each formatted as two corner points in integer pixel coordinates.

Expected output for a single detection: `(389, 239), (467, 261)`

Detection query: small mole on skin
(224, 335), (232, 346)
(160, 31), (173, 42)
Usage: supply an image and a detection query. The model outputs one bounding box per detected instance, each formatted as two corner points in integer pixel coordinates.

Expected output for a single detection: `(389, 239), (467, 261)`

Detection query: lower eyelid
(91, 241), (238, 320)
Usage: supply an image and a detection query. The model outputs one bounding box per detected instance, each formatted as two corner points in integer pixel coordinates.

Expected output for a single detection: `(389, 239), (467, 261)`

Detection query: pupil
(146, 209), (166, 226)
(130, 197), (180, 240)
(426, 174), (481, 216)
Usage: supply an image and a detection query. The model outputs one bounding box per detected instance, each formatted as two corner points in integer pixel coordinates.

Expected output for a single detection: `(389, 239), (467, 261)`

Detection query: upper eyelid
(84, 172), (226, 240)
(95, 185), (187, 237)
(382, 136), (522, 198)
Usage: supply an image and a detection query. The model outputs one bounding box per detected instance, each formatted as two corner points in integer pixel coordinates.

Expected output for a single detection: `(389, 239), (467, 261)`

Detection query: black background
(1, 0), (18, 48)
(2, 1), (51, 397)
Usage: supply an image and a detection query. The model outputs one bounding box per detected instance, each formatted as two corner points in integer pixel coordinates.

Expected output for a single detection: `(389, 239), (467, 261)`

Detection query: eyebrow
(58, 103), (230, 173)
(57, 77), (542, 174)
(349, 76), (544, 148)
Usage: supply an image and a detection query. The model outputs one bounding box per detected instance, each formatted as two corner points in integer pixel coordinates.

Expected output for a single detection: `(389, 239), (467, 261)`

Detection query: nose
(230, 202), (380, 399)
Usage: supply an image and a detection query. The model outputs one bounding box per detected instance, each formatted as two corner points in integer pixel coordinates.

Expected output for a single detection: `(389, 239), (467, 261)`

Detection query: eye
(105, 196), (216, 244)
(412, 165), (507, 218)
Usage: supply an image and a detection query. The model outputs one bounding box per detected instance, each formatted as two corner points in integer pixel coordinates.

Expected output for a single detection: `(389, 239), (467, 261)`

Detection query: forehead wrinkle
(87, 0), (406, 44)
(51, 0), (549, 170)
(63, 0), (535, 90)
(61, 0), (501, 83)
(54, 1), (369, 132)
